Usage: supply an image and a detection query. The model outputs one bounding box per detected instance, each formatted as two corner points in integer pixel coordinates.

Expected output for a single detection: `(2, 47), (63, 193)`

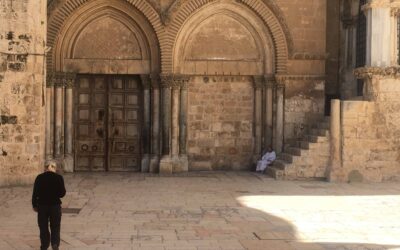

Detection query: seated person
(256, 146), (276, 172)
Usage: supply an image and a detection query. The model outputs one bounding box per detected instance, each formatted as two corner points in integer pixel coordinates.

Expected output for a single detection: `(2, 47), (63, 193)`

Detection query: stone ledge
(354, 66), (400, 79)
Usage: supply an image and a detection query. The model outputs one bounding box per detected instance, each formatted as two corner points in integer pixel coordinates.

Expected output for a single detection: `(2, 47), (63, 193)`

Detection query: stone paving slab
(1, 172), (400, 249)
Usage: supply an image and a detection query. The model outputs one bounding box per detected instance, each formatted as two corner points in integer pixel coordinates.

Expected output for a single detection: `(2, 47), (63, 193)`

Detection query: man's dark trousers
(38, 205), (62, 250)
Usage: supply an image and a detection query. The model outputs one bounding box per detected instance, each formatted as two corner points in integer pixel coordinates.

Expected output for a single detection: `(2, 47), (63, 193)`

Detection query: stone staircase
(266, 117), (330, 180)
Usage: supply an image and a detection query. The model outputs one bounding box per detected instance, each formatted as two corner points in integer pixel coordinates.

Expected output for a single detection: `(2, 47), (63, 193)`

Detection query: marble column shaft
(141, 75), (151, 172)
(54, 84), (64, 157)
(253, 76), (263, 156)
(45, 86), (54, 158)
(275, 82), (285, 153)
(161, 77), (171, 156)
(64, 87), (73, 155)
(179, 84), (188, 155)
(328, 99), (343, 181)
(151, 76), (160, 156)
(171, 86), (180, 156)
(264, 80), (274, 149)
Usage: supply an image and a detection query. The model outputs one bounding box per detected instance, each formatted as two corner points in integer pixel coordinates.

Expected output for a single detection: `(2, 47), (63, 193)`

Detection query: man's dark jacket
(32, 171), (66, 208)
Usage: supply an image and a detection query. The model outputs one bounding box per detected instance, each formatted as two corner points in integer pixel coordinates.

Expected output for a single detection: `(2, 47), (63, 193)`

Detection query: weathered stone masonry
(0, 0), (47, 186)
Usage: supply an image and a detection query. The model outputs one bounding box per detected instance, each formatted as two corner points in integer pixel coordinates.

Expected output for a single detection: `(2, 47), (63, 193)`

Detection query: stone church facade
(0, 0), (399, 186)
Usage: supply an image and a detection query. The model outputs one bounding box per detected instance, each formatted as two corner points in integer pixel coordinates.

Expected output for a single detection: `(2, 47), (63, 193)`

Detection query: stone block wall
(333, 77), (400, 182)
(284, 78), (325, 146)
(0, 0), (46, 186)
(187, 76), (254, 170)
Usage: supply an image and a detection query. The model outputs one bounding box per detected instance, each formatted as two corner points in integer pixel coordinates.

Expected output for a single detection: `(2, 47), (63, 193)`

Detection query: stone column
(150, 74), (160, 173)
(253, 76), (263, 161)
(264, 77), (274, 149)
(54, 75), (64, 157)
(274, 79), (285, 154)
(141, 75), (151, 172)
(328, 99), (345, 181)
(178, 76), (189, 172)
(63, 73), (75, 172)
(158, 74), (189, 174)
(171, 85), (180, 157)
(159, 74), (172, 174)
(45, 74), (55, 160)
(363, 0), (391, 67)
(179, 79), (188, 156)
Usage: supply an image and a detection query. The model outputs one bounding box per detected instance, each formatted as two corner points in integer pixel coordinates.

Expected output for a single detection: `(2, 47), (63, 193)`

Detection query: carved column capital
(160, 74), (189, 89)
(274, 75), (288, 89)
(150, 74), (160, 89)
(64, 73), (76, 89)
(47, 72), (76, 88)
(140, 74), (151, 90)
(264, 75), (276, 88)
(252, 75), (264, 89)
(391, 7), (400, 16)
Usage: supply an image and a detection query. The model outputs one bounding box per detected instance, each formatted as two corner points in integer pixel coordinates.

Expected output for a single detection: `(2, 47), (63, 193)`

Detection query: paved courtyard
(1, 172), (400, 250)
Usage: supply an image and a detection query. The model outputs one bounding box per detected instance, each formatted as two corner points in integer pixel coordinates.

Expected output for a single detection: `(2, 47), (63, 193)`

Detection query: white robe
(256, 151), (276, 171)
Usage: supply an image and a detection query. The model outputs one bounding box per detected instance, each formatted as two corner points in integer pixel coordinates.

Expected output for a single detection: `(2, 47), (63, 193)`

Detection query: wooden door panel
(108, 77), (141, 171)
(75, 75), (141, 172)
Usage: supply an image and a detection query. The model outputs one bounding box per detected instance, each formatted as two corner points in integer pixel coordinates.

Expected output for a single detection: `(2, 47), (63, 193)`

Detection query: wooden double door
(75, 75), (142, 171)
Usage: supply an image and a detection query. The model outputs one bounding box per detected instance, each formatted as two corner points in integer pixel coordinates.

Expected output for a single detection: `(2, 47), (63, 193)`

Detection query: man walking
(32, 161), (66, 250)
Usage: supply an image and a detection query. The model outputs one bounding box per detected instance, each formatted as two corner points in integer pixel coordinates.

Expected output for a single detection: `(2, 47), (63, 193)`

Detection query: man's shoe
(51, 245), (59, 250)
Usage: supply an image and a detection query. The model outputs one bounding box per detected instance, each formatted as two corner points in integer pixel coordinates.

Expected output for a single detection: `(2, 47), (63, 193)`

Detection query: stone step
(285, 147), (309, 157)
(279, 153), (301, 164)
(310, 128), (329, 137)
(305, 135), (328, 143)
(272, 159), (290, 170)
(265, 166), (284, 180)
(298, 140), (319, 150)
(316, 122), (330, 129)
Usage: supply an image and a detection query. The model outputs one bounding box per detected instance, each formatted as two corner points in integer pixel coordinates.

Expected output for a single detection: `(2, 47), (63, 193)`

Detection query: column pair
(252, 75), (284, 159)
(45, 72), (76, 172)
(159, 74), (189, 174)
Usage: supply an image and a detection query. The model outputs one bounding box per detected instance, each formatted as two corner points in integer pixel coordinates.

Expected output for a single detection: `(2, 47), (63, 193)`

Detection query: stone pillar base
(63, 154), (74, 173)
(149, 155), (160, 173)
(327, 170), (347, 182)
(159, 156), (173, 174)
(159, 155), (189, 174)
(174, 155), (188, 173)
(141, 154), (150, 173)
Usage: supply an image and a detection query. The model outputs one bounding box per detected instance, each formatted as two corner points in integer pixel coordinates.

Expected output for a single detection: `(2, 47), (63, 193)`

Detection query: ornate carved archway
(46, 0), (162, 173)
(161, 0), (293, 74)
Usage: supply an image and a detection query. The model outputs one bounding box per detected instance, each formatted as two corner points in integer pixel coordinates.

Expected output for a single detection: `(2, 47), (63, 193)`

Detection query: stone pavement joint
(0, 172), (400, 250)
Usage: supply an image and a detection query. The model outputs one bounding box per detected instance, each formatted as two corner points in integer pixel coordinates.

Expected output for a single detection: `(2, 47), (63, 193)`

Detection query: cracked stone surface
(0, 172), (400, 249)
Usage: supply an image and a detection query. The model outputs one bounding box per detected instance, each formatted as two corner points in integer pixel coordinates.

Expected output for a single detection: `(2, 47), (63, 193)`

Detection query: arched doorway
(46, 0), (160, 172)
(170, 2), (277, 170)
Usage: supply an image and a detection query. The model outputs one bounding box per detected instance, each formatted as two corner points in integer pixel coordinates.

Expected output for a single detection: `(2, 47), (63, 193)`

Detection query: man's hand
(33, 207), (38, 212)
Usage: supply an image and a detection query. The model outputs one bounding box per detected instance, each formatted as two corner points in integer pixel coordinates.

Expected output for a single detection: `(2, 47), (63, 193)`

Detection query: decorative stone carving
(150, 74), (160, 89)
(354, 67), (400, 79)
(47, 72), (76, 88)
(391, 8), (400, 16)
(252, 75), (264, 89)
(160, 74), (189, 89)
(362, 0), (391, 12)
(140, 75), (151, 90)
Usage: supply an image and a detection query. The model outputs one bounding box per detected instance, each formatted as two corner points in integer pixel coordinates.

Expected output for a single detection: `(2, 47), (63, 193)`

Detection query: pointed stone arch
(162, 0), (293, 74)
(47, 0), (163, 73)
